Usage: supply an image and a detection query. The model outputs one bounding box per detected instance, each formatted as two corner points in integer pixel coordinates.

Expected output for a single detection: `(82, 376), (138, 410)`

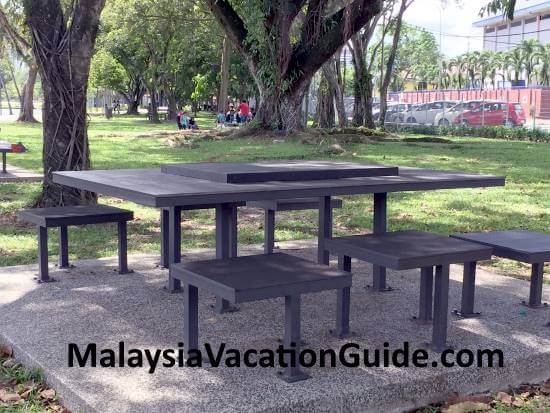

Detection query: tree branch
(0, 5), (32, 62)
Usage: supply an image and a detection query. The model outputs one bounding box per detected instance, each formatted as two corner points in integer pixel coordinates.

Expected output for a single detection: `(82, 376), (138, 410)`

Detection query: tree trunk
(217, 35), (231, 112)
(379, 0), (408, 128)
(17, 63), (38, 122)
(316, 72), (336, 128)
(149, 86), (160, 123)
(166, 88), (177, 121)
(322, 58), (347, 128)
(0, 76), (13, 115)
(302, 81), (311, 128)
(26, 0), (105, 207)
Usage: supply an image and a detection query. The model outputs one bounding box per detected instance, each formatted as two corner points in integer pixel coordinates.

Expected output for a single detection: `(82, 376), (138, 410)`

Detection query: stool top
(247, 197), (343, 211)
(325, 231), (493, 270)
(18, 204), (133, 227)
(171, 253), (352, 303)
(451, 230), (550, 263)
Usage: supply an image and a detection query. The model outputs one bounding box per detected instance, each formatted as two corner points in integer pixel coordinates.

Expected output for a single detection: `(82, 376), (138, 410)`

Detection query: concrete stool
(18, 205), (134, 282)
(171, 253), (352, 382)
(452, 230), (550, 312)
(247, 198), (343, 254)
(325, 231), (493, 351)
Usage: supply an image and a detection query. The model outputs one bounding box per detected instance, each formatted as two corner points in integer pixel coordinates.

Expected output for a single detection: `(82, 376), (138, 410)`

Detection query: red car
(453, 102), (526, 127)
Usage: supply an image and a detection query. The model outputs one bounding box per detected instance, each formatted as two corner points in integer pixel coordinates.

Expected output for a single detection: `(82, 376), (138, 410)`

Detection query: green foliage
(385, 124), (550, 142)
(89, 50), (128, 91)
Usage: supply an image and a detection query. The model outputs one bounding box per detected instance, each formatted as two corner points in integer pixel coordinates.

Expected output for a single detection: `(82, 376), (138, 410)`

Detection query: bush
(384, 124), (550, 143)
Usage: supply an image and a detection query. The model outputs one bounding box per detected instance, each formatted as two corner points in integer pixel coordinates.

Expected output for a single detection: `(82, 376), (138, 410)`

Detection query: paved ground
(0, 240), (549, 413)
(0, 165), (42, 183)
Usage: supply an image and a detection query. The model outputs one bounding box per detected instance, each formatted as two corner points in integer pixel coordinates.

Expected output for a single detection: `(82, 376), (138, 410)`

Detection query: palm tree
(476, 50), (493, 90)
(519, 39), (542, 85)
(464, 51), (480, 88)
(450, 55), (466, 89)
(536, 43), (550, 86)
(488, 51), (506, 88)
(505, 47), (524, 83)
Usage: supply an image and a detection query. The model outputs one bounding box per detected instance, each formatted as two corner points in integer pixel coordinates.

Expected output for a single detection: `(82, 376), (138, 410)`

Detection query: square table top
(171, 253), (352, 303)
(52, 165), (505, 208)
(325, 231), (494, 270)
(161, 161), (398, 183)
(451, 230), (550, 263)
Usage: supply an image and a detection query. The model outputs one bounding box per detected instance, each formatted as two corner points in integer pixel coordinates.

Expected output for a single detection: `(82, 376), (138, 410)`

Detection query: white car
(400, 101), (458, 125)
(433, 100), (486, 126)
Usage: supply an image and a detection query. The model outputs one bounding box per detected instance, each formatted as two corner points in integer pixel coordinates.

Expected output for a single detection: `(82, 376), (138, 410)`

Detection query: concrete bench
(246, 198), (343, 254)
(171, 253), (352, 382)
(18, 205), (134, 283)
(451, 231), (550, 312)
(325, 231), (493, 351)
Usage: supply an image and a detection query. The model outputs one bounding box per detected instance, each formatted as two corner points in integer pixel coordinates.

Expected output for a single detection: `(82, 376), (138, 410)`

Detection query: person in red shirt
(239, 99), (250, 122)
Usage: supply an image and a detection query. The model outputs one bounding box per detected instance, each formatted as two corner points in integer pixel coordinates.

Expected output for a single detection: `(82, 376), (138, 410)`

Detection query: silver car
(400, 101), (458, 125)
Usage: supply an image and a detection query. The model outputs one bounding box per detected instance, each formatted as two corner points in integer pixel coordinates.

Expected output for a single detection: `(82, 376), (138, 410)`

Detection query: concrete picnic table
(53, 161), (505, 310)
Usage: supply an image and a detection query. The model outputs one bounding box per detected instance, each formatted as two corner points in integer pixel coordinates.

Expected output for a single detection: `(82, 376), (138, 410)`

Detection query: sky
(405, 0), (550, 57)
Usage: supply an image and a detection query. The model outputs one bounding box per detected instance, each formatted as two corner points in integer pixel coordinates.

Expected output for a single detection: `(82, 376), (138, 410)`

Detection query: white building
(474, 0), (550, 51)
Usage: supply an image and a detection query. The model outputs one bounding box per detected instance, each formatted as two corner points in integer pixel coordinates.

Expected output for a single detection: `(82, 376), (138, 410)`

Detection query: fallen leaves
(0, 345), (12, 358)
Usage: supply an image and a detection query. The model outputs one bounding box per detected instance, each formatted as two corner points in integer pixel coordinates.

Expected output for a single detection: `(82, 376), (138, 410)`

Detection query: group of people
(217, 100), (255, 128)
(175, 111), (199, 130)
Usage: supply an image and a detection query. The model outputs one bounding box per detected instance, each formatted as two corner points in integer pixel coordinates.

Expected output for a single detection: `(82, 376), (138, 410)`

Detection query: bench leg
(279, 294), (310, 382)
(414, 267), (433, 323)
(58, 226), (70, 268)
(264, 209), (275, 254)
(37, 226), (52, 283)
(168, 207), (182, 292)
(230, 204), (238, 258)
(453, 261), (481, 318)
(214, 203), (239, 313)
(160, 209), (170, 269)
(183, 283), (199, 364)
(318, 196), (332, 265)
(117, 221), (132, 274)
(523, 263), (548, 308)
(431, 264), (450, 352)
(371, 193), (392, 292)
(2, 152), (6, 173)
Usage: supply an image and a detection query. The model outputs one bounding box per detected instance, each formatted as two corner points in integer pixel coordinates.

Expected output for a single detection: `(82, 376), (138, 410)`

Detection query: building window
(497, 24), (508, 30)
(525, 17), (537, 24)
(485, 27), (495, 33)
(511, 21), (522, 27)
(541, 13), (550, 20)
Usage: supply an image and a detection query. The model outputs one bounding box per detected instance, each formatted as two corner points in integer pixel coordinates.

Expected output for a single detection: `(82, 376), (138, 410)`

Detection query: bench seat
(171, 253), (352, 382)
(451, 231), (550, 309)
(325, 231), (493, 351)
(18, 205), (134, 282)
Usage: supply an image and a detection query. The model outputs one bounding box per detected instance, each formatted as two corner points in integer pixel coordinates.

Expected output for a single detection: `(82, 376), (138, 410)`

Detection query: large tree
(24, 0), (105, 206)
(206, 0), (383, 132)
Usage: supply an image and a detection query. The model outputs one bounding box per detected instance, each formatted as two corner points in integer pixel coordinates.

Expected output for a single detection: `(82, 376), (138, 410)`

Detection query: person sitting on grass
(176, 110), (183, 130)
(216, 111), (226, 128)
(226, 109), (238, 125)
(188, 117), (199, 130)
(239, 99), (251, 122)
(180, 111), (190, 129)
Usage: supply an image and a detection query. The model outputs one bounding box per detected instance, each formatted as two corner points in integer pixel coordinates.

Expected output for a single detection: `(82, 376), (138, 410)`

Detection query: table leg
(523, 263), (548, 308)
(214, 203), (239, 313)
(453, 261), (481, 318)
(58, 226), (70, 268)
(318, 196), (332, 265)
(371, 193), (392, 292)
(37, 226), (52, 283)
(2, 152), (6, 173)
(160, 209), (169, 269)
(168, 206), (182, 292)
(264, 209), (275, 254)
(431, 264), (450, 352)
(117, 221), (132, 274)
(414, 267), (433, 323)
(278, 294), (310, 382)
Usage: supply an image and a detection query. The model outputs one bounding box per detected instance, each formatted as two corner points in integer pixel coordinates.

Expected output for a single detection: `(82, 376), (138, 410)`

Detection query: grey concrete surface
(0, 240), (549, 413)
(0, 165), (41, 183)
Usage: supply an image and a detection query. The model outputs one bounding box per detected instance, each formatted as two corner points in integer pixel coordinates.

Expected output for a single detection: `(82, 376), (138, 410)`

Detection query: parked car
(433, 100), (486, 126)
(399, 101), (457, 125)
(452, 102), (526, 127)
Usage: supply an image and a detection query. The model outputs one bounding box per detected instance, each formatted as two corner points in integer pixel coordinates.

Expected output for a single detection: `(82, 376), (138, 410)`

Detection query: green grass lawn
(0, 114), (548, 280)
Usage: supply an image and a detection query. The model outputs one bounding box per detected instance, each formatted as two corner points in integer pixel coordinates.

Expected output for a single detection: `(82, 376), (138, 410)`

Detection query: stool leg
(371, 193), (392, 292)
(523, 263), (547, 308)
(168, 207), (182, 292)
(117, 221), (131, 274)
(415, 267), (433, 323)
(214, 204), (238, 313)
(318, 196), (332, 265)
(58, 226), (69, 268)
(230, 205), (238, 258)
(279, 294), (310, 382)
(160, 209), (169, 269)
(332, 287), (351, 338)
(264, 209), (275, 254)
(431, 264), (450, 352)
(453, 261), (481, 318)
(184, 283), (199, 364)
(38, 226), (51, 283)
